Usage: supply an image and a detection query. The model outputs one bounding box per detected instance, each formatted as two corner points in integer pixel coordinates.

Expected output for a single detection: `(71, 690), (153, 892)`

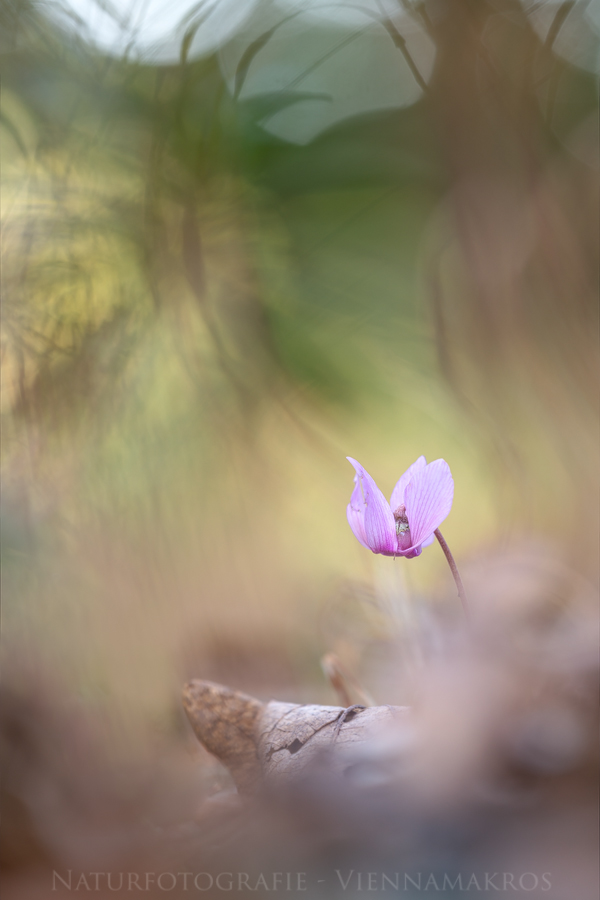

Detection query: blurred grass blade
(179, 0), (218, 65)
(0, 111), (28, 156)
(544, 0), (576, 49)
(233, 14), (299, 100)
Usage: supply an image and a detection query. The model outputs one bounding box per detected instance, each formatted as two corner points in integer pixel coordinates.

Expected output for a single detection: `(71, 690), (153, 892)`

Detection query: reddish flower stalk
(434, 528), (469, 618)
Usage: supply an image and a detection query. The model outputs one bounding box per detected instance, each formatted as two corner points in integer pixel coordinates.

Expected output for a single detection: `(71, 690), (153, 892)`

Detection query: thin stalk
(434, 528), (469, 618)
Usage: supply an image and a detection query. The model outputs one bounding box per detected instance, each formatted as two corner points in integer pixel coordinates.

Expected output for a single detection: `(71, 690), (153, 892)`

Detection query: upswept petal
(347, 458), (397, 555)
(346, 475), (369, 549)
(390, 455), (427, 511)
(403, 459), (453, 550)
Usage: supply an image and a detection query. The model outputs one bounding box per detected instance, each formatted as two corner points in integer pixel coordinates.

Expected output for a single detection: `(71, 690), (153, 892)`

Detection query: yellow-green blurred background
(2, 0), (598, 758)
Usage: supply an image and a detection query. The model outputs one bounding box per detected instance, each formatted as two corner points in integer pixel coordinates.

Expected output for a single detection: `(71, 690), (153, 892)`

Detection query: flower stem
(434, 528), (469, 618)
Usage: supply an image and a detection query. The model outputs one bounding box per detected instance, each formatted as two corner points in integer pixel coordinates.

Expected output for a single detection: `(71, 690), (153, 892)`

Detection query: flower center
(393, 505), (410, 538)
(393, 504), (414, 554)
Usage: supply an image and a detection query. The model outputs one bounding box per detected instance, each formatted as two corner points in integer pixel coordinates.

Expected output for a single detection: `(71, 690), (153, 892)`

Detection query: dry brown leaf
(183, 680), (409, 793)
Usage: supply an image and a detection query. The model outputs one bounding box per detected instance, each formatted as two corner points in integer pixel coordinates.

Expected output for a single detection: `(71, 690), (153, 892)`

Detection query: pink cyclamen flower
(346, 456), (454, 559)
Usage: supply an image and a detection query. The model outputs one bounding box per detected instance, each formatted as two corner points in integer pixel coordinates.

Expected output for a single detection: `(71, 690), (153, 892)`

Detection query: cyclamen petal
(346, 458), (397, 556)
(390, 455), (427, 511)
(346, 475), (369, 549)
(403, 459), (454, 550)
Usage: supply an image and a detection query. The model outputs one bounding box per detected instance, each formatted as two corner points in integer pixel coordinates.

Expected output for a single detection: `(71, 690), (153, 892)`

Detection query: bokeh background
(1, 0), (598, 892)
